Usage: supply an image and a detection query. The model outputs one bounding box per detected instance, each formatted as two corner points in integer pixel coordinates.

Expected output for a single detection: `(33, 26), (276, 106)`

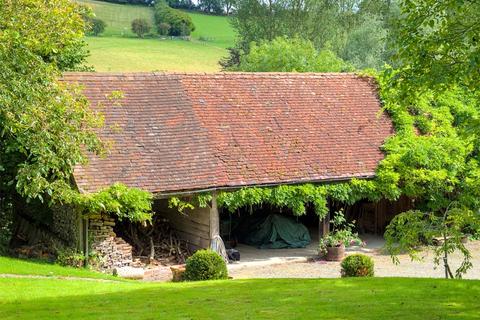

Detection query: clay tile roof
(62, 72), (394, 195)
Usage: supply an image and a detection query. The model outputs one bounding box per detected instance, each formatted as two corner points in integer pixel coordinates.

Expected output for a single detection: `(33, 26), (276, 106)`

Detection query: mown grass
(188, 11), (235, 48)
(0, 277), (479, 319)
(77, 0), (155, 37)
(85, 37), (226, 72)
(0, 256), (118, 281)
(77, 0), (235, 45)
(77, 0), (235, 71)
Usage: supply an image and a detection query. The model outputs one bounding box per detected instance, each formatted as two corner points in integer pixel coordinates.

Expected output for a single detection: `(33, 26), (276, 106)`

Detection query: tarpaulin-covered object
(240, 214), (311, 249)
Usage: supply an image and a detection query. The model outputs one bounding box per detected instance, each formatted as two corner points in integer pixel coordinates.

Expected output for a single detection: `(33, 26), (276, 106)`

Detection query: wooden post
(209, 193), (220, 241)
(319, 210), (330, 239)
(209, 193), (228, 263)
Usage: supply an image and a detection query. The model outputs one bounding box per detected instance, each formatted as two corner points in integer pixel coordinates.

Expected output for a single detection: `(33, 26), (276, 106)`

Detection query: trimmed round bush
(184, 249), (228, 281)
(340, 254), (374, 277)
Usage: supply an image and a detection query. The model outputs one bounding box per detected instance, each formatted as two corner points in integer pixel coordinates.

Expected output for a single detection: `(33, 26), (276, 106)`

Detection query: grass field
(0, 256), (118, 280)
(1, 257), (479, 319)
(77, 0), (235, 71)
(85, 37), (226, 72)
(78, 0), (155, 38)
(188, 11), (236, 49)
(1, 277), (479, 319)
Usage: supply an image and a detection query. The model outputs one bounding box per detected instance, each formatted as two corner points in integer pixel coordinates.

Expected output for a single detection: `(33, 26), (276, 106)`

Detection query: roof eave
(152, 174), (376, 199)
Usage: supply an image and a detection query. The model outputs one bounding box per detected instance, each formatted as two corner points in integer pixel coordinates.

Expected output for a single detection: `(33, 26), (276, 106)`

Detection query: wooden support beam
(319, 210), (330, 239)
(209, 193), (228, 262)
(209, 192), (220, 241)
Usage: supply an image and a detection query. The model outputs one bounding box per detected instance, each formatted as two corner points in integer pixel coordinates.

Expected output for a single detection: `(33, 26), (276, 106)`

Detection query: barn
(64, 72), (410, 267)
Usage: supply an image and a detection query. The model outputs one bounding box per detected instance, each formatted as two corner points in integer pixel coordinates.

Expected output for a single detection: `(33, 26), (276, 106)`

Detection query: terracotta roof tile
(62, 72), (394, 194)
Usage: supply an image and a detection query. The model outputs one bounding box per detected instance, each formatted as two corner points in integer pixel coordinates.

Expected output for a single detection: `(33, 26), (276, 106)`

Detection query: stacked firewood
(117, 216), (191, 265)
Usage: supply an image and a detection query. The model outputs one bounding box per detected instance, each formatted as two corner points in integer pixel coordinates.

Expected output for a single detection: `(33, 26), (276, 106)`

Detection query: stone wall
(89, 215), (132, 270)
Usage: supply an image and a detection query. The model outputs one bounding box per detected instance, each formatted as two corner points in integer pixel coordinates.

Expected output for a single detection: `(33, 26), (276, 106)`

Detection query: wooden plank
(175, 230), (210, 248)
(153, 198), (213, 249)
(166, 218), (210, 235)
(157, 205), (210, 226)
(175, 229), (210, 242)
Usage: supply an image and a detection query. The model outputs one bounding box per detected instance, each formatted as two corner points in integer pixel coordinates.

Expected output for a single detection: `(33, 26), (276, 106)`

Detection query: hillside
(77, 0), (235, 72)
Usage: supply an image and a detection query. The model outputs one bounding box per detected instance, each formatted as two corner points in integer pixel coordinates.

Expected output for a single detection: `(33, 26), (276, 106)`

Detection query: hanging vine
(167, 178), (382, 220)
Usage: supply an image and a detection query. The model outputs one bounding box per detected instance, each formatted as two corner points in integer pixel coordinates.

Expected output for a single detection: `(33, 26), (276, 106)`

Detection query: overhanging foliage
(76, 183), (153, 223)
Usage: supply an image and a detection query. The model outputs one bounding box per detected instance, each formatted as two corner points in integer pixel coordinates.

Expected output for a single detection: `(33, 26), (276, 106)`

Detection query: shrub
(56, 249), (85, 268)
(154, 1), (195, 36)
(158, 22), (171, 36)
(184, 249), (228, 281)
(235, 37), (353, 72)
(131, 18), (151, 38)
(86, 18), (106, 36)
(340, 254), (374, 277)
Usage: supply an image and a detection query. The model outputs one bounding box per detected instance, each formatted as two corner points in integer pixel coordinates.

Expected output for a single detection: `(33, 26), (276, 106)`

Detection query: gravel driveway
(228, 240), (480, 279)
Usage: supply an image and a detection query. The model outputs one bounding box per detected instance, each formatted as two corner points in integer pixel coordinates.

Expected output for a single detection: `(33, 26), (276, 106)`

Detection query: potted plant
(319, 210), (363, 261)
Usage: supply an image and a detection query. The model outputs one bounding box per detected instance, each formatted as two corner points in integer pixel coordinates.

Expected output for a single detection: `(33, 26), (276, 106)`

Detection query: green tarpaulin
(241, 214), (311, 249)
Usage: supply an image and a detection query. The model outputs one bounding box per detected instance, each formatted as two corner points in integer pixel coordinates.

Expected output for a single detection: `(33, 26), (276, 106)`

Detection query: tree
(224, 0), (235, 15)
(0, 0), (105, 237)
(231, 37), (352, 72)
(226, 0), (396, 70)
(392, 0), (480, 92)
(343, 14), (387, 70)
(379, 0), (480, 279)
(198, 0), (224, 14)
(86, 17), (107, 36)
(0, 0), (153, 253)
(166, 0), (195, 9)
(0, 0), (92, 71)
(378, 71), (480, 278)
(131, 18), (151, 38)
(154, 1), (195, 36)
(385, 208), (479, 279)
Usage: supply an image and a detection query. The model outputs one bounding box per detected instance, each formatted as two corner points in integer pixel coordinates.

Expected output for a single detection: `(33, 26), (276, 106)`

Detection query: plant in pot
(319, 210), (363, 261)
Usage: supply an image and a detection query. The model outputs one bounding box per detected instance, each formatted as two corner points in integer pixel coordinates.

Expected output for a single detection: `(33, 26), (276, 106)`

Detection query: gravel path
(229, 240), (480, 279)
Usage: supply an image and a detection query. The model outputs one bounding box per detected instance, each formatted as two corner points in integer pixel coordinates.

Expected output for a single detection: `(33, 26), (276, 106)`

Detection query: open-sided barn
(64, 72), (410, 267)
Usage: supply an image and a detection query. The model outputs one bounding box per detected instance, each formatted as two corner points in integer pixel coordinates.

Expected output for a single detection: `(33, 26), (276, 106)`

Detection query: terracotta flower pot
(326, 244), (345, 261)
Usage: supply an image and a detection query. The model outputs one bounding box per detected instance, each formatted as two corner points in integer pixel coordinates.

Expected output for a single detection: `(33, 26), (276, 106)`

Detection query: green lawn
(77, 0), (155, 38)
(1, 257), (479, 319)
(0, 256), (118, 281)
(0, 277), (479, 319)
(188, 11), (235, 48)
(77, 0), (235, 71)
(85, 36), (226, 72)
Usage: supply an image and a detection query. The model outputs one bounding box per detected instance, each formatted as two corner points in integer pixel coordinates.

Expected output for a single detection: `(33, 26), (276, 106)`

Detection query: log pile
(89, 215), (133, 270)
(116, 215), (191, 265)
(14, 243), (56, 261)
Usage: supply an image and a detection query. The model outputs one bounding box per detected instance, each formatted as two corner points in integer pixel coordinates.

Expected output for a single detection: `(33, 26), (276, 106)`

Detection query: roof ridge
(62, 71), (362, 77)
